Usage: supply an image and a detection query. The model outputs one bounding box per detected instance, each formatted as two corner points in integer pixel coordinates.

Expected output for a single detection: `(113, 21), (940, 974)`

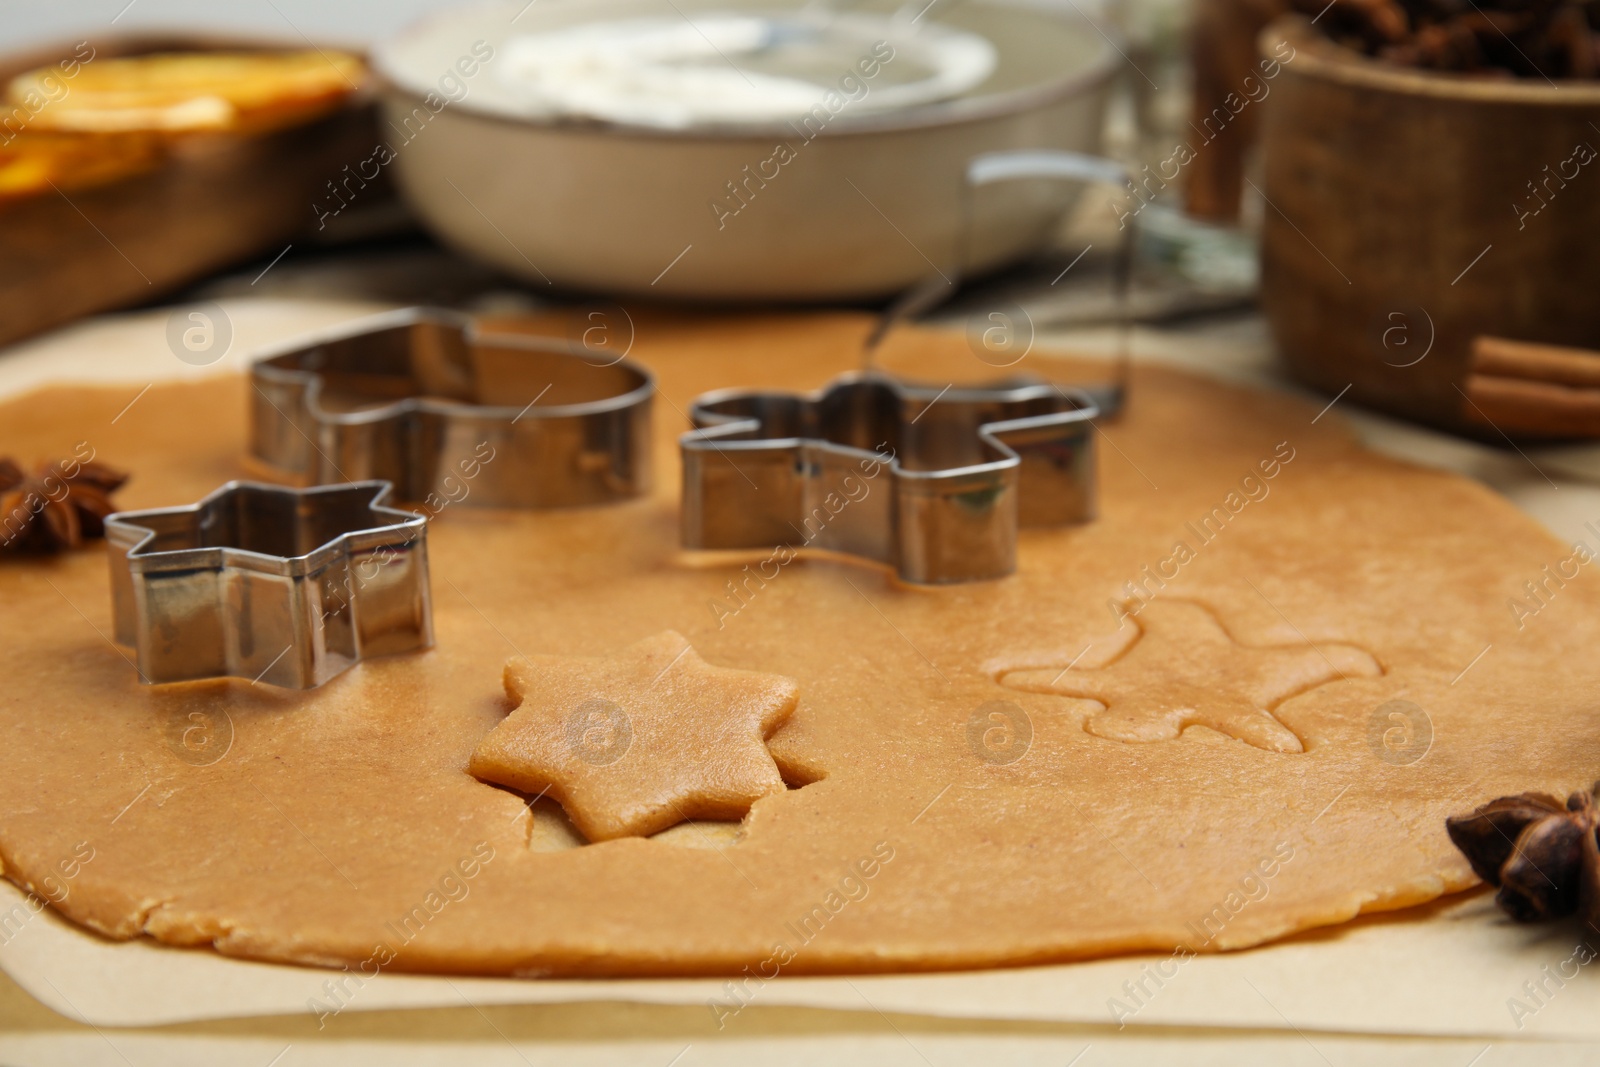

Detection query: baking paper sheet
(5, 300), (1600, 1045)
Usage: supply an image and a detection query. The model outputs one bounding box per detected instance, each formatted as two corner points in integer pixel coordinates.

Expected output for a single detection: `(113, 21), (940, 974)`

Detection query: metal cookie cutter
(105, 481), (432, 688)
(249, 307), (653, 509)
(681, 373), (1124, 584)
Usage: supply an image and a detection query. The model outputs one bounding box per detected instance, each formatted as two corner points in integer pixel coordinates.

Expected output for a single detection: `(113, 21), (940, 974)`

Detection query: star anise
(1296, 0), (1600, 78)
(1446, 784), (1600, 926)
(0, 456), (129, 553)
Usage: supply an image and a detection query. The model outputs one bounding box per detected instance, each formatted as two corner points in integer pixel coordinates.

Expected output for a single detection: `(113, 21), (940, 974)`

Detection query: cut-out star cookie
(468, 631), (799, 841)
(996, 600), (1382, 753)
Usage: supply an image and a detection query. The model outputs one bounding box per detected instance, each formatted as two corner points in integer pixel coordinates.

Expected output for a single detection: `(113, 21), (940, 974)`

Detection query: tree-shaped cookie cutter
(249, 307), (654, 509)
(681, 374), (1123, 584)
(105, 481), (432, 688)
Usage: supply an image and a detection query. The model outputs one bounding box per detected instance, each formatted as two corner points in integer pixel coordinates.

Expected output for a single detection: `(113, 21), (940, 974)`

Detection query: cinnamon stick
(1461, 336), (1600, 438)
(1463, 374), (1600, 438)
(1472, 336), (1600, 389)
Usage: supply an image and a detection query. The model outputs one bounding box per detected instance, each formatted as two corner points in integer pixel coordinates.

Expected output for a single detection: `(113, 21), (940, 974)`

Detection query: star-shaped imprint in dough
(468, 631), (799, 841)
(996, 600), (1382, 753)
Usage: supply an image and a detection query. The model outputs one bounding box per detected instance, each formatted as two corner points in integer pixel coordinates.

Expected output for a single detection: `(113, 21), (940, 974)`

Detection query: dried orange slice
(0, 132), (162, 203)
(7, 50), (364, 135)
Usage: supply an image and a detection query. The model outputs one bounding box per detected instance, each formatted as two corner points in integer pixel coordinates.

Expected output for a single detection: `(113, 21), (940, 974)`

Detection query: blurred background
(4, 0), (1600, 450)
(8, 2), (453, 49)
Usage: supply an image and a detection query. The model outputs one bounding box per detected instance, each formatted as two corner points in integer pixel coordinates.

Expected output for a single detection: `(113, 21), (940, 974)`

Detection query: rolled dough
(1, 312), (1596, 977)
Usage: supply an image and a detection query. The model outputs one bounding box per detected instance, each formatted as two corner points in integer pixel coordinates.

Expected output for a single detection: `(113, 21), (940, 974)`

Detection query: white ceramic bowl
(373, 0), (1119, 301)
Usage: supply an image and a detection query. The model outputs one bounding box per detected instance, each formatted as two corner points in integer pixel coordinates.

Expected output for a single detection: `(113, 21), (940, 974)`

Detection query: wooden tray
(0, 34), (394, 349)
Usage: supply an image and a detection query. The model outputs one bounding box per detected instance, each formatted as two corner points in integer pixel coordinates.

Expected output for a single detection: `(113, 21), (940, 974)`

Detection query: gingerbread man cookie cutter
(249, 307), (654, 509)
(681, 373), (1123, 584)
(105, 480), (432, 688)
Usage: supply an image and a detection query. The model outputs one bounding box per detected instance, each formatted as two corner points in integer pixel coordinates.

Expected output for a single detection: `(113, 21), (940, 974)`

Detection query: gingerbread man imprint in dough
(994, 600), (1383, 753)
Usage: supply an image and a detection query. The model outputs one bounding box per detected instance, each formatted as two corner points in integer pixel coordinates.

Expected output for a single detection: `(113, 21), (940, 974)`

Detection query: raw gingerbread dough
(996, 598), (1384, 754)
(469, 631), (798, 841)
(2, 311), (1599, 977)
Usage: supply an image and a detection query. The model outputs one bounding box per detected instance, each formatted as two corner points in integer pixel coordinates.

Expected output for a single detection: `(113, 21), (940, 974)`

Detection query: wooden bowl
(1257, 17), (1600, 435)
(0, 35), (389, 350)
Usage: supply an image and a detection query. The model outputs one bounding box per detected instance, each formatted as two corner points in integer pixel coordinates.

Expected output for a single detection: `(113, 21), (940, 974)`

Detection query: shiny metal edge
(104, 480), (434, 689)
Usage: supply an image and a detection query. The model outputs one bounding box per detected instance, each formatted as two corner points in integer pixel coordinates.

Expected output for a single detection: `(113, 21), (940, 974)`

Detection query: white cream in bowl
(491, 12), (997, 128)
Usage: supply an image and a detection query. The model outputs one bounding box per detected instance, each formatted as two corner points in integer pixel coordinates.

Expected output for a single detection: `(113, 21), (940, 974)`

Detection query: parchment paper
(4, 298), (1600, 1045)
(6, 878), (1600, 1040)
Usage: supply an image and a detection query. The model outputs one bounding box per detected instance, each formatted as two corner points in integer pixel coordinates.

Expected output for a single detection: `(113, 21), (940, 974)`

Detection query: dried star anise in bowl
(1447, 784), (1600, 926)
(0, 456), (129, 554)
(1293, 0), (1600, 79)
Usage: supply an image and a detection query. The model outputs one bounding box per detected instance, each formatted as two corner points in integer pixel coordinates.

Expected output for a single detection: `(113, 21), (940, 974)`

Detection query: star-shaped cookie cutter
(105, 481), (433, 689)
(681, 372), (1123, 584)
(249, 307), (654, 509)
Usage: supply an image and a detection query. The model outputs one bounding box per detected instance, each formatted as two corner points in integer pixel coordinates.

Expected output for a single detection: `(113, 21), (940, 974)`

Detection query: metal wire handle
(865, 148), (1137, 410)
